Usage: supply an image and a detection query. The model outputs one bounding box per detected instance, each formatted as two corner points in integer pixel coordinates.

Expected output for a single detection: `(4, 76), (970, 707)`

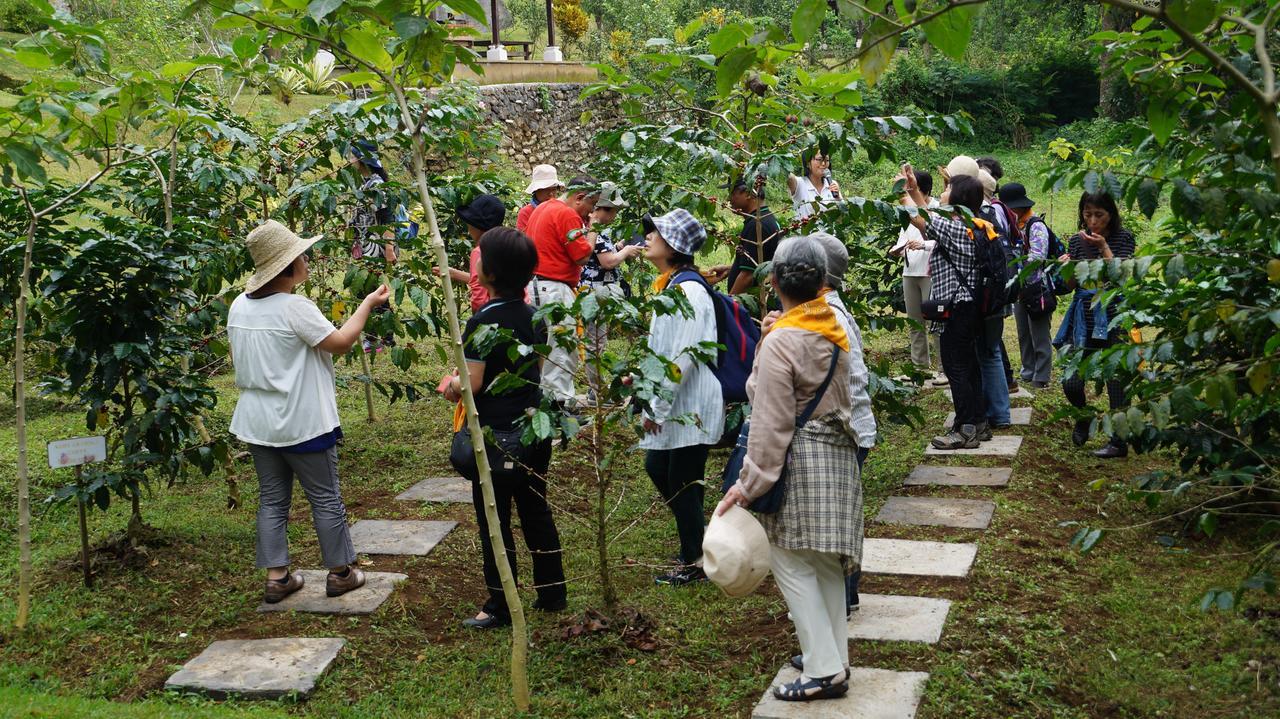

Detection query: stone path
(875, 496), (995, 530)
(256, 570), (408, 616)
(396, 476), (472, 504)
(923, 435), (1022, 457)
(164, 638), (346, 700)
(904, 465), (1012, 487)
(350, 519), (457, 556)
(753, 666), (930, 719)
(755, 388), (1028, 717)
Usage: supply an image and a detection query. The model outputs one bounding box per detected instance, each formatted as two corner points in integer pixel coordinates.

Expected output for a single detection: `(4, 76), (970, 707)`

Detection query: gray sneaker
(931, 424), (980, 450)
(973, 421), (993, 442)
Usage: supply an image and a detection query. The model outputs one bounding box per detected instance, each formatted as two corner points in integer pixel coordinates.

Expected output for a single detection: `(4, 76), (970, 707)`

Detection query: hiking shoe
(655, 565), (707, 586)
(973, 421), (993, 442)
(1093, 442), (1128, 459)
(263, 571), (304, 604)
(1071, 419), (1091, 447)
(326, 566), (366, 597)
(931, 424), (979, 450)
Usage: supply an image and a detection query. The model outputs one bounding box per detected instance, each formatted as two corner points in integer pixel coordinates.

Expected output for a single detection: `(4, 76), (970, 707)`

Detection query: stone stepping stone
(752, 666), (929, 719)
(945, 385), (1033, 400)
(875, 496), (995, 530)
(396, 476), (471, 504)
(924, 435), (1022, 457)
(349, 519), (457, 556)
(849, 594), (953, 644)
(165, 637), (345, 700)
(904, 465), (1012, 487)
(256, 570), (407, 615)
(862, 538), (977, 578)
(945, 406), (1031, 427)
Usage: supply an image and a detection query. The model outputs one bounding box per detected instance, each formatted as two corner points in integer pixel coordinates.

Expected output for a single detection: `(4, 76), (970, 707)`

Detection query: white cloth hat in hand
(702, 504), (770, 598)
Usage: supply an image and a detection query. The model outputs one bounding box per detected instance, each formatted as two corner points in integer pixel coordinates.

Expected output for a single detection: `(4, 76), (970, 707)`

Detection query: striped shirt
(638, 279), (725, 450)
(825, 291), (877, 449)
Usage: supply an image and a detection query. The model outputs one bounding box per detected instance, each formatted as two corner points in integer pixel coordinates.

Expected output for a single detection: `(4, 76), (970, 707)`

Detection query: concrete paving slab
(946, 407), (1031, 427)
(924, 435), (1022, 457)
(875, 497), (996, 530)
(861, 538), (977, 578)
(396, 477), (472, 503)
(256, 570), (407, 615)
(164, 638), (345, 700)
(753, 666), (929, 719)
(349, 519), (457, 556)
(903, 466), (1012, 487)
(849, 594), (953, 644)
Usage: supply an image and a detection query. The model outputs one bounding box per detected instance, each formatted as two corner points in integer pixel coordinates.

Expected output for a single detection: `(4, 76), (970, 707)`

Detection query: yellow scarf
(651, 269), (675, 293)
(768, 297), (850, 351)
(968, 217), (998, 241)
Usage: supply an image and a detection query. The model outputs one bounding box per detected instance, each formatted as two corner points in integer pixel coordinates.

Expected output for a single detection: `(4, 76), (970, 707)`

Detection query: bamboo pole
(13, 218), (35, 628)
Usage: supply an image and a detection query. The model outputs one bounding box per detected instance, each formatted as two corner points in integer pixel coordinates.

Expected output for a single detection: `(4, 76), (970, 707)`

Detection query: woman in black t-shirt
(443, 227), (566, 629)
(1053, 192), (1137, 459)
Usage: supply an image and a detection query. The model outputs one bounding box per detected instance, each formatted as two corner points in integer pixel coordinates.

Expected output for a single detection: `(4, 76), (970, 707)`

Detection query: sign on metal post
(47, 435), (106, 588)
(47, 435), (107, 469)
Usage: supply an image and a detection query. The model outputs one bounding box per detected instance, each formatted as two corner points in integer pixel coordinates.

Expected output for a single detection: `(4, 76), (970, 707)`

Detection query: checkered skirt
(759, 412), (864, 568)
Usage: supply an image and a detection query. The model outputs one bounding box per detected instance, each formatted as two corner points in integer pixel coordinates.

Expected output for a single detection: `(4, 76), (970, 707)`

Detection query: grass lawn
(1, 308), (1276, 717)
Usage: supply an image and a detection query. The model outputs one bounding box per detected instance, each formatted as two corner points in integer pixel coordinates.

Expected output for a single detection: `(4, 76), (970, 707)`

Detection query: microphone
(823, 168), (839, 199)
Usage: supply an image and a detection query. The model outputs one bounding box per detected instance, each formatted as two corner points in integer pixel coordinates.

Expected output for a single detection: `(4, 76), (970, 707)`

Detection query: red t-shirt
(526, 198), (591, 285)
(516, 203), (536, 234)
(468, 245), (490, 312)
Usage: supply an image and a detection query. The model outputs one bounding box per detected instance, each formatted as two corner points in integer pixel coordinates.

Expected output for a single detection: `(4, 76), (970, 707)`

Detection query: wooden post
(490, 0), (500, 47)
(546, 0), (556, 48)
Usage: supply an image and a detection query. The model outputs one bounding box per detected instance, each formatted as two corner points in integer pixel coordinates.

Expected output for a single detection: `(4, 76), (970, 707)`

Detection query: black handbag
(720, 345), (842, 514)
(1018, 278), (1059, 317)
(449, 425), (544, 479)
(920, 242), (976, 322)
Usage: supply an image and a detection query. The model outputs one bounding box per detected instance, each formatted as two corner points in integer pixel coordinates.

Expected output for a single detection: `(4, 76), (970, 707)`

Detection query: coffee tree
(1049, 0), (1280, 609)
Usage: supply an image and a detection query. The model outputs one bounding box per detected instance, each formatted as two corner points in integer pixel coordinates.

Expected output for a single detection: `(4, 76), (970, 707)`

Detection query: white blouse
(790, 175), (836, 222)
(639, 279), (725, 450)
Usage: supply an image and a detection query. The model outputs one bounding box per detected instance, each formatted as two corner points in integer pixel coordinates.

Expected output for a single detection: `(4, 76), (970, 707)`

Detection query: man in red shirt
(524, 174), (600, 406)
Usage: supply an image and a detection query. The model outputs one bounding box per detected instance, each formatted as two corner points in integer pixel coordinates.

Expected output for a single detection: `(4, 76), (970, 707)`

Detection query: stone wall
(475, 83), (624, 174)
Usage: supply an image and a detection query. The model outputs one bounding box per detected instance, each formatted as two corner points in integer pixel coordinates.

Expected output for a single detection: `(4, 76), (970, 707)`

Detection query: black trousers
(467, 441), (565, 618)
(1062, 338), (1128, 447)
(645, 444), (711, 565)
(941, 301), (988, 428)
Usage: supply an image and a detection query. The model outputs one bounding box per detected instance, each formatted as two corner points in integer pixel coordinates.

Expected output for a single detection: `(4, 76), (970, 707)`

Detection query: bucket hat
(457, 194), (507, 231)
(650, 209), (706, 256)
(702, 505), (771, 598)
(997, 182), (1035, 210)
(523, 164), (564, 195)
(594, 182), (628, 209)
(351, 140), (388, 181)
(244, 220), (322, 294)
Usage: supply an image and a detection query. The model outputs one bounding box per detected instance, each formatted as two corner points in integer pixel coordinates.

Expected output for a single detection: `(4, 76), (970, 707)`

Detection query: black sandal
(773, 669), (849, 702)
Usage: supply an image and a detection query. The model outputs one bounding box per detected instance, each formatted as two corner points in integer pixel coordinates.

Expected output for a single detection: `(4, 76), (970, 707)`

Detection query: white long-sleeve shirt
(639, 279), (725, 450)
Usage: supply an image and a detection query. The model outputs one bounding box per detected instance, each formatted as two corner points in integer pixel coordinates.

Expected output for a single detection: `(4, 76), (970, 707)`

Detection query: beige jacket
(736, 327), (854, 500)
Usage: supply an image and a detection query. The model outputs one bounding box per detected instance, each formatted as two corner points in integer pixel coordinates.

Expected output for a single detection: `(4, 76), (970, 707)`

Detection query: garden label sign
(47, 435), (106, 588)
(47, 435), (107, 469)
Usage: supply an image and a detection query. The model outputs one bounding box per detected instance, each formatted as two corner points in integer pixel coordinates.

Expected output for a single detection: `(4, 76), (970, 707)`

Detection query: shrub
(0, 0), (46, 32)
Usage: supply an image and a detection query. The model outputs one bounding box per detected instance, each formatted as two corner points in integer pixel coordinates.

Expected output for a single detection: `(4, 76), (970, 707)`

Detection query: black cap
(997, 182), (1035, 210)
(457, 194), (506, 231)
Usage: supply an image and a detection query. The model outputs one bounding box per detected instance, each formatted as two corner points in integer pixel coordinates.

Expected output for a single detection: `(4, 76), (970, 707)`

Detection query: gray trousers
(249, 444), (356, 570)
(1012, 303), (1053, 384)
(902, 275), (938, 369)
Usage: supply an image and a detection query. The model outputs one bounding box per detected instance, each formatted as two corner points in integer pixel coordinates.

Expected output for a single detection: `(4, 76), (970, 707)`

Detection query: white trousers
(527, 278), (579, 405)
(770, 545), (849, 679)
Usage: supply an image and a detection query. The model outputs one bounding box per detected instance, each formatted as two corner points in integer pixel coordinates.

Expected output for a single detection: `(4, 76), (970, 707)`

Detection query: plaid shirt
(924, 216), (979, 331)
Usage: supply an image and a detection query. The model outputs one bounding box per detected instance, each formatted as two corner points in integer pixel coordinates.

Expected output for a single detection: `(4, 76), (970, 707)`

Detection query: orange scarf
(767, 297), (850, 351)
(967, 217), (998, 241)
(651, 269), (675, 293)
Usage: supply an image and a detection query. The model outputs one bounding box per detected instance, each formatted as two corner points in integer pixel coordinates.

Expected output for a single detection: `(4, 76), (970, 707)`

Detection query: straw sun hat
(244, 220), (322, 294)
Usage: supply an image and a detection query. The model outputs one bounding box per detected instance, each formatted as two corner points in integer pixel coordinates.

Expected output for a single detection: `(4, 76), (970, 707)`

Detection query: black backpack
(1024, 216), (1072, 296)
(974, 208), (1017, 316)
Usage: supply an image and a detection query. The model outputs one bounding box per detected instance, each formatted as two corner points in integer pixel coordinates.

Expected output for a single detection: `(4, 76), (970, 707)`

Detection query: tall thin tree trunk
(393, 87), (530, 711)
(14, 219), (36, 629)
(1099, 6), (1135, 120)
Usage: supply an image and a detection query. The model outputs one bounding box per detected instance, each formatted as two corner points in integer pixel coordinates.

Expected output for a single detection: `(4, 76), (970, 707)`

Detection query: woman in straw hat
(717, 234), (863, 703)
(227, 220), (389, 605)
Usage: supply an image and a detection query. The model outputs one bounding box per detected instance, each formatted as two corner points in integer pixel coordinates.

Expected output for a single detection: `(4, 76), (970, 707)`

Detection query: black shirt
(463, 298), (546, 429)
(1068, 228), (1136, 340)
(727, 205), (782, 291)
